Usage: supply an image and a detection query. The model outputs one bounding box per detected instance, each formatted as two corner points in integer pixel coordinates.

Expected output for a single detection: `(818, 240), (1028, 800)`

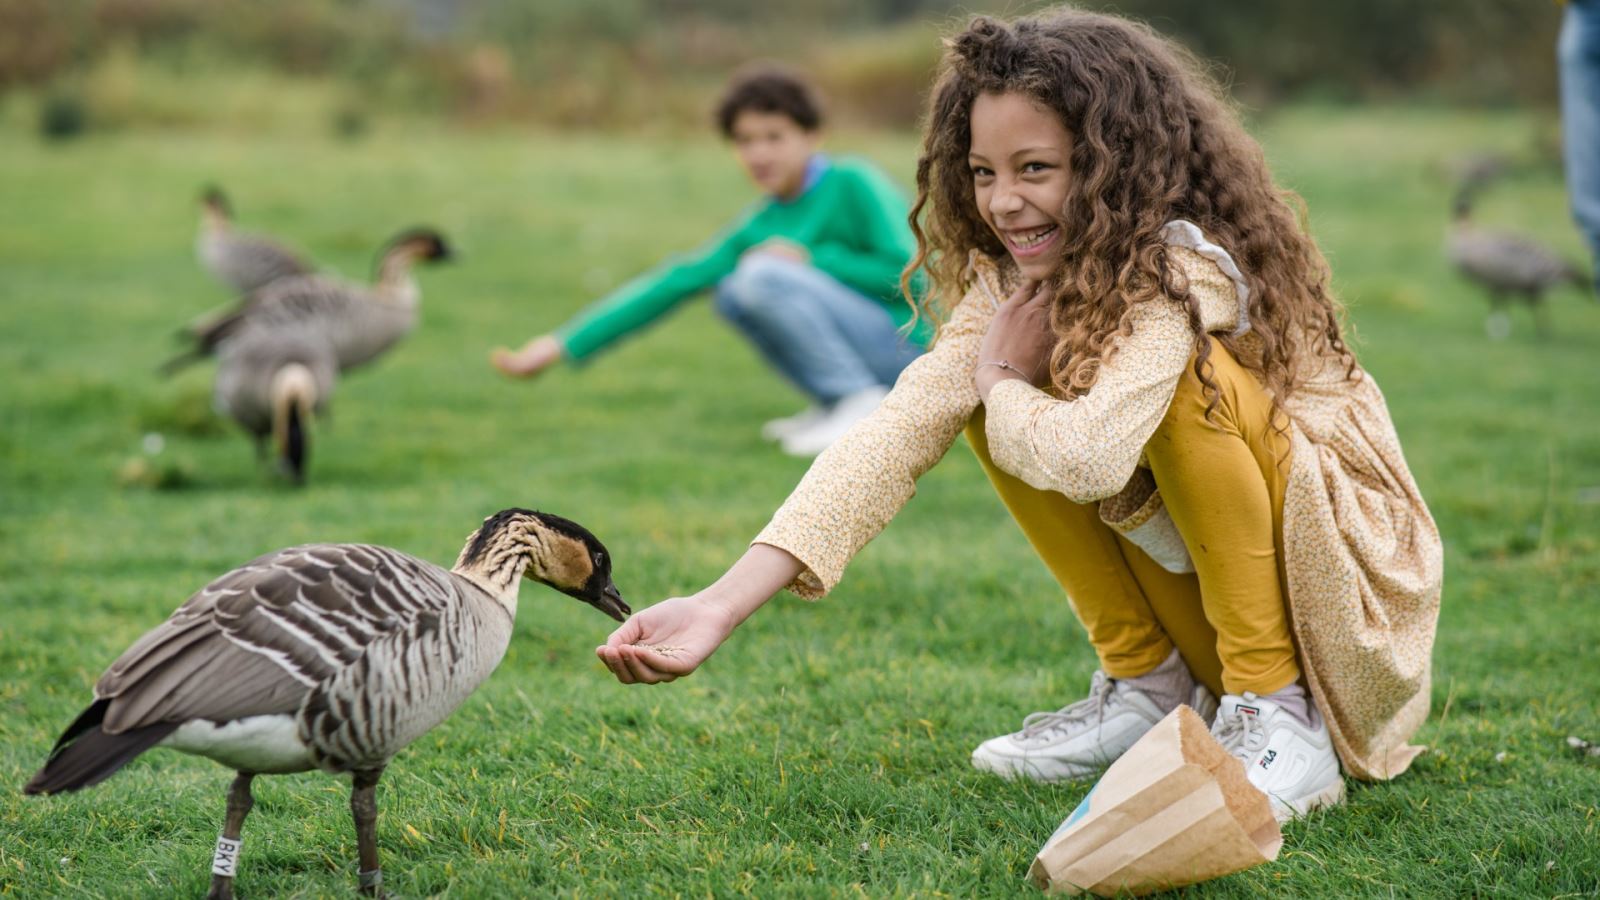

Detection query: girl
(596, 8), (1442, 822)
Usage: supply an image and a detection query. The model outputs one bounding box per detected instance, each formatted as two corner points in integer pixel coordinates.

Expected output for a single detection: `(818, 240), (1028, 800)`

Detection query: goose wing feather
(1452, 229), (1581, 289)
(214, 233), (312, 294)
(95, 544), (470, 734)
(188, 275), (358, 353)
(243, 275), (366, 331)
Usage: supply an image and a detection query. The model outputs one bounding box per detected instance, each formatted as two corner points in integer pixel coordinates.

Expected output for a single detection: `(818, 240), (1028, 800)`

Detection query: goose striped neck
(451, 509), (543, 596)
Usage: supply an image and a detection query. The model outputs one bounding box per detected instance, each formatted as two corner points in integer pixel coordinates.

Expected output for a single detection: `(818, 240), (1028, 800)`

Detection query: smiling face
(968, 91), (1074, 281)
(729, 110), (819, 201)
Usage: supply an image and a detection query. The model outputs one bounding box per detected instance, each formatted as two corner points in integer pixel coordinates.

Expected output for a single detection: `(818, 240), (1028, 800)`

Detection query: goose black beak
(591, 582), (629, 622)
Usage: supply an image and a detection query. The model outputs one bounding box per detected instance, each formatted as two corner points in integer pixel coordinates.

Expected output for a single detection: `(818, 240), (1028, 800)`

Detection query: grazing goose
(163, 228), (453, 376)
(196, 186), (313, 295)
(212, 325), (338, 483)
(1447, 187), (1591, 339)
(24, 508), (628, 899)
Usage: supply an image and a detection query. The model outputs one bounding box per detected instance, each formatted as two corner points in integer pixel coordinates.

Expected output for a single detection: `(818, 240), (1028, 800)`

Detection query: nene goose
(196, 186), (313, 295)
(163, 228), (453, 375)
(24, 508), (628, 899)
(1448, 187), (1591, 339)
(213, 325), (338, 483)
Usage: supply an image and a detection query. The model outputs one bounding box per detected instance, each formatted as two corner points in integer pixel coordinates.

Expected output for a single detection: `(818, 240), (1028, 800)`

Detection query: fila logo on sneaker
(1238, 705), (1260, 717)
(1258, 749), (1278, 770)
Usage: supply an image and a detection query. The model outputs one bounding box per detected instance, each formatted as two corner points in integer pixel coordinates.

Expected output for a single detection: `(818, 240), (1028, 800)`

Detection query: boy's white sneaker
(780, 385), (889, 457)
(760, 404), (825, 442)
(1211, 692), (1345, 822)
(971, 671), (1219, 783)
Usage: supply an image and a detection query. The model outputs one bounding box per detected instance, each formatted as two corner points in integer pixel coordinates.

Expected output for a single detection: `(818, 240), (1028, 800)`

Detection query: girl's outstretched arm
(597, 262), (1012, 684)
(596, 543), (802, 684)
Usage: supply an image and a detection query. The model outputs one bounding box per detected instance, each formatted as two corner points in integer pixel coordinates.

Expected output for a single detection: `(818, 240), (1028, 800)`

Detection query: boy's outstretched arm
(491, 334), (565, 378)
(492, 214), (756, 380)
(597, 543), (802, 684)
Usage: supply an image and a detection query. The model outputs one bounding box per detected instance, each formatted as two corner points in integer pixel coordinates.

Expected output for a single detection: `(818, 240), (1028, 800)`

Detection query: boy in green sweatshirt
(492, 65), (926, 456)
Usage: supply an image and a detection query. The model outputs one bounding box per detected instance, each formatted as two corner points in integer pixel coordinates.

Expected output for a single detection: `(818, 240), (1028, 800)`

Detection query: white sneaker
(779, 385), (889, 457)
(760, 404), (825, 442)
(1211, 692), (1345, 822)
(971, 671), (1219, 783)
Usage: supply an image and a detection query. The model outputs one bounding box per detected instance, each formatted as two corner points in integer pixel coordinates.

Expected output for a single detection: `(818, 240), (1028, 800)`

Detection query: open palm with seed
(24, 508), (627, 899)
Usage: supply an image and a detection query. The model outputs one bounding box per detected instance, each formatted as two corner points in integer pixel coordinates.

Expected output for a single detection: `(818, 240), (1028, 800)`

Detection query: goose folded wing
(189, 276), (353, 351)
(248, 277), (361, 330)
(227, 233), (312, 287)
(95, 544), (459, 734)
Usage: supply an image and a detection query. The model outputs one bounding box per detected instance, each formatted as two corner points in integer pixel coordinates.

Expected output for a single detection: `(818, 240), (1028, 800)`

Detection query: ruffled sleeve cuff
(1162, 219), (1252, 336)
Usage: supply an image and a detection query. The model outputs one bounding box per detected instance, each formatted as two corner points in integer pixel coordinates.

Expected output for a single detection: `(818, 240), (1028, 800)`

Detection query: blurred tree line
(0, 0), (1563, 134)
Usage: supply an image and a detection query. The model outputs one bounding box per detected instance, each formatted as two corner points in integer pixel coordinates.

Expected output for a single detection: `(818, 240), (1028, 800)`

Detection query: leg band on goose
(211, 835), (243, 877)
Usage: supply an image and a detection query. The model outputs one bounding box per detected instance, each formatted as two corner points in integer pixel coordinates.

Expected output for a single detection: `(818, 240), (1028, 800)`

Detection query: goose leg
(1485, 292), (1512, 340)
(205, 771), (256, 900)
(350, 767), (386, 897)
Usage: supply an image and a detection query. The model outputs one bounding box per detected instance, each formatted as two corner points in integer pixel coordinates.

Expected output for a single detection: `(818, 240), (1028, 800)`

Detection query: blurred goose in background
(25, 508), (628, 900)
(196, 186), (313, 296)
(164, 228), (453, 375)
(213, 326), (338, 484)
(1447, 186), (1591, 339)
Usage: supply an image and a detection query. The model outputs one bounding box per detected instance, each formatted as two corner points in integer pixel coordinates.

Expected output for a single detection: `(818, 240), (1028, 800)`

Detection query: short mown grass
(2, 106), (1598, 897)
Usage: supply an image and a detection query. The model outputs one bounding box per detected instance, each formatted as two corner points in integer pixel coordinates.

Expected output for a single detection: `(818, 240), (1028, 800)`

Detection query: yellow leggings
(966, 341), (1300, 698)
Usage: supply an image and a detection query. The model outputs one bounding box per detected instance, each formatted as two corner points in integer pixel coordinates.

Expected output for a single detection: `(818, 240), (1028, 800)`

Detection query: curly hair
(903, 7), (1356, 414)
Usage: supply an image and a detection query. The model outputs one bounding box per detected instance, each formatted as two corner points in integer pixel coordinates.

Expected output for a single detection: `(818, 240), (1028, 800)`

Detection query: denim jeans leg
(714, 254), (922, 403)
(1561, 0), (1600, 279)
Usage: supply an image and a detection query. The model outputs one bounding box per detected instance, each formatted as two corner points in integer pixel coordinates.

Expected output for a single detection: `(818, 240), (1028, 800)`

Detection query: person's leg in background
(714, 253), (920, 454)
(1561, 0), (1600, 287)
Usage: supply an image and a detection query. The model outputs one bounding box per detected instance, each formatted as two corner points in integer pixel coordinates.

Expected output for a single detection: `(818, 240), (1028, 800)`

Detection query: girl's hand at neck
(976, 279), (1055, 403)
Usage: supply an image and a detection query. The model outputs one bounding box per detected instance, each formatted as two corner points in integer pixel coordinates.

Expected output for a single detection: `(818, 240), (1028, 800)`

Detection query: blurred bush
(0, 0), (1568, 135)
(813, 21), (943, 129)
(38, 90), (88, 140)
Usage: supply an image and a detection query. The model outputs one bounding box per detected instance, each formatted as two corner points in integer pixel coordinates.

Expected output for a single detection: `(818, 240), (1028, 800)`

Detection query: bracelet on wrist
(977, 359), (1029, 379)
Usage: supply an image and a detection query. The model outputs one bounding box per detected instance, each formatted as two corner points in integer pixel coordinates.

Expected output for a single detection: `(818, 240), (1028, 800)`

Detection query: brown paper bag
(1028, 705), (1282, 896)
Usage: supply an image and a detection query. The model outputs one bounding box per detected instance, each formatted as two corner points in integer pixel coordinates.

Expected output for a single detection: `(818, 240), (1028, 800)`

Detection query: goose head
(376, 227), (455, 272)
(456, 508), (628, 621)
(199, 185), (233, 229)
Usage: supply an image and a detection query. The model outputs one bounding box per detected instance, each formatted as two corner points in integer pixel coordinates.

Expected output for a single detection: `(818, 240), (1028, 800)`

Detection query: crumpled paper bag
(1029, 705), (1282, 895)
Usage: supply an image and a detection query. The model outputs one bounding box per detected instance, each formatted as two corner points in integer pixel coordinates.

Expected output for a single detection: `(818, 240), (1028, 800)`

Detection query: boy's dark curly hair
(715, 64), (824, 137)
(907, 7), (1357, 417)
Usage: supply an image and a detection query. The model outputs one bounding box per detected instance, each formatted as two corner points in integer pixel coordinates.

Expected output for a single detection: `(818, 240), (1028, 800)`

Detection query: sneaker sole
(970, 749), (1105, 783)
(1272, 776), (1346, 823)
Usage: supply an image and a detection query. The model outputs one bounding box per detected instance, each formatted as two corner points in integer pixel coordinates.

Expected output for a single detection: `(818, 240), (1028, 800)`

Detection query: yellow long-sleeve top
(754, 221), (1443, 782)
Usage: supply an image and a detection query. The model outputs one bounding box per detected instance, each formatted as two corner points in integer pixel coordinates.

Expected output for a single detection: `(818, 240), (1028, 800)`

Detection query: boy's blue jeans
(714, 254), (923, 405)
(1562, 0), (1600, 282)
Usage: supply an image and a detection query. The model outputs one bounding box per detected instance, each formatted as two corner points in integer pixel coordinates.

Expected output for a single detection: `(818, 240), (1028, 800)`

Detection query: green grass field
(2, 106), (1598, 897)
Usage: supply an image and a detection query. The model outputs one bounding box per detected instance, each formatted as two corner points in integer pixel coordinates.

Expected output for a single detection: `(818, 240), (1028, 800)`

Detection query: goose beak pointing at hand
(594, 582), (630, 622)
